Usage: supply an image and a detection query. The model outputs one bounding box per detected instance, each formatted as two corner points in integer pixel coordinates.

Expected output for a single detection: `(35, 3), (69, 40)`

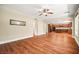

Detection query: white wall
(0, 6), (47, 44)
(72, 8), (79, 45)
(74, 14), (79, 45)
(75, 15), (79, 37)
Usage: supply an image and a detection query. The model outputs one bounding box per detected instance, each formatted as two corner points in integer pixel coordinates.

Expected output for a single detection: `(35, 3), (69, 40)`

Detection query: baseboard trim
(0, 33), (46, 45)
(0, 35), (33, 44)
(73, 36), (79, 46)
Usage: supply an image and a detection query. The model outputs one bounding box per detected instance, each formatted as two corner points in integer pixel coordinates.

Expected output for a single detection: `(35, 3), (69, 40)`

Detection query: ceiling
(0, 4), (79, 23)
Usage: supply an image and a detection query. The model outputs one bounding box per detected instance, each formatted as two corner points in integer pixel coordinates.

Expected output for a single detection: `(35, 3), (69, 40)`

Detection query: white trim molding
(0, 35), (33, 44)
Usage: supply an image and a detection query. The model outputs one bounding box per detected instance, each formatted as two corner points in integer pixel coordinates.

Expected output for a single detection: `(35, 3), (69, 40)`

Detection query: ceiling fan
(38, 8), (53, 16)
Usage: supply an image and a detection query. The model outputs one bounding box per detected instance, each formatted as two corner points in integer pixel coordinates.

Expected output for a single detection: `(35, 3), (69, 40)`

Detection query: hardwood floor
(0, 32), (79, 54)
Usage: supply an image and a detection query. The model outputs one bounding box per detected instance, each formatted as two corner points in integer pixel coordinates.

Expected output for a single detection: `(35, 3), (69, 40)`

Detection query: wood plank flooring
(0, 32), (79, 54)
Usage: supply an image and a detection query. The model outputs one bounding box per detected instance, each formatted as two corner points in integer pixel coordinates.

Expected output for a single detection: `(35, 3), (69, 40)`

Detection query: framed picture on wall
(10, 19), (26, 26)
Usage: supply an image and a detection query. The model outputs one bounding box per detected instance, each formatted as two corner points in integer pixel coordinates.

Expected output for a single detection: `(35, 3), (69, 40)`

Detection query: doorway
(48, 23), (72, 34)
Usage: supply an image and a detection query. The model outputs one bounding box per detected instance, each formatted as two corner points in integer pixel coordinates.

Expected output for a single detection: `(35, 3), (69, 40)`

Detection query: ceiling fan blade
(43, 9), (47, 12)
(47, 12), (53, 14)
(39, 13), (42, 16)
(47, 9), (49, 11)
(45, 14), (48, 16)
